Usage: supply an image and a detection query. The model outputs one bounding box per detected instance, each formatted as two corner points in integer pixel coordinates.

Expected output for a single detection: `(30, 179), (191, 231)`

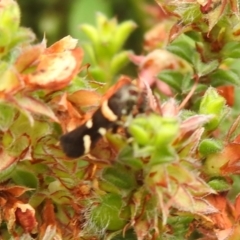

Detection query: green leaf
(158, 70), (185, 93)
(11, 168), (38, 188)
(117, 147), (144, 170)
(221, 41), (240, 59)
(102, 166), (137, 190)
(193, 59), (219, 77)
(111, 229), (137, 240)
(110, 51), (130, 75)
(209, 69), (240, 86)
(110, 20), (137, 53)
(0, 103), (16, 131)
(167, 35), (195, 63)
(89, 193), (129, 231)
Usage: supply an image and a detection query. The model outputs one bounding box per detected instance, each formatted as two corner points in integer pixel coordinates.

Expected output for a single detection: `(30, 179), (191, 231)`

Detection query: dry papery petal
(180, 115), (213, 134)
(14, 42), (46, 73)
(161, 98), (179, 117)
(44, 35), (78, 54)
(130, 50), (181, 95)
(23, 48), (83, 91)
(144, 21), (171, 50)
(140, 50), (180, 74)
(140, 78), (161, 113)
(215, 228), (234, 240)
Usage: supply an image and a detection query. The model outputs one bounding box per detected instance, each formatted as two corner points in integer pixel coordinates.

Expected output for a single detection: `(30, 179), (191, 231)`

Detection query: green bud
(0, 0), (20, 47)
(153, 118), (179, 147)
(0, 27), (11, 46)
(9, 27), (35, 48)
(199, 87), (226, 130)
(110, 20), (137, 53)
(199, 139), (222, 156)
(110, 50), (130, 75)
(96, 13), (117, 43)
(98, 181), (121, 194)
(203, 153), (227, 176)
(208, 177), (231, 192)
(80, 24), (99, 46)
(128, 123), (150, 146)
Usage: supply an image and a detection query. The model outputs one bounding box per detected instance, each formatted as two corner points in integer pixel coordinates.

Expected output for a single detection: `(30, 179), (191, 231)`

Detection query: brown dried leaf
(169, 22), (196, 43)
(67, 89), (101, 107)
(101, 75), (132, 102)
(4, 186), (33, 197)
(4, 196), (37, 233)
(173, 186), (218, 214)
(144, 21), (171, 50)
(202, 0), (227, 32)
(15, 202), (38, 233)
(39, 199), (61, 239)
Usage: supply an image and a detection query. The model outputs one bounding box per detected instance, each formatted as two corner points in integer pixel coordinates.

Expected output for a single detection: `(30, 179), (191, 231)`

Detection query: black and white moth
(60, 83), (140, 158)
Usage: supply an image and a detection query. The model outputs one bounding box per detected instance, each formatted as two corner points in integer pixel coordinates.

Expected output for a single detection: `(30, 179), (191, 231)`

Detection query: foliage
(1, 0), (240, 240)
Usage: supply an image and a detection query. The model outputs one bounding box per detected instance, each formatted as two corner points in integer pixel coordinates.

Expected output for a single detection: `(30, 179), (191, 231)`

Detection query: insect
(60, 81), (142, 158)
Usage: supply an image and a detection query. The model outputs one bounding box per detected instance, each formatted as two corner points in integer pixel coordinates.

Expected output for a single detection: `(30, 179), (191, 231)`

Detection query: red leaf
(206, 194), (233, 230)
(13, 96), (59, 122)
(0, 148), (18, 172)
(217, 86), (234, 107)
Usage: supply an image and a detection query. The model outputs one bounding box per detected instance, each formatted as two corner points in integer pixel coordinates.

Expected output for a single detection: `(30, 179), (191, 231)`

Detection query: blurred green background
(18, 0), (154, 54)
